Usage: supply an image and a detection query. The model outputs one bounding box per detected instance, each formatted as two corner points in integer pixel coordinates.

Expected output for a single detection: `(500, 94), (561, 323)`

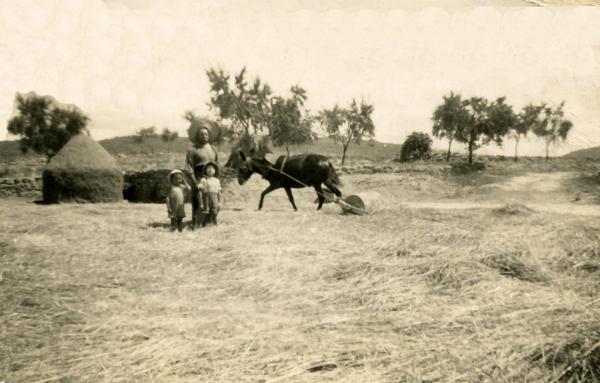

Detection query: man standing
(185, 118), (218, 228)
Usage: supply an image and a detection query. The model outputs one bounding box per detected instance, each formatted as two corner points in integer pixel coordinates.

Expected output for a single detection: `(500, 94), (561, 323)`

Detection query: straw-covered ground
(1, 172), (600, 383)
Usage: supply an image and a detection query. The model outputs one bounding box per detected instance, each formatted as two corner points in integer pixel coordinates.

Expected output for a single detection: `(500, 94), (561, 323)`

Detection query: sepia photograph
(1, 0), (600, 381)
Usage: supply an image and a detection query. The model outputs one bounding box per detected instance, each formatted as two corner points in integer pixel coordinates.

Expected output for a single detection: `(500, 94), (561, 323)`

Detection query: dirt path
(400, 171), (600, 216)
(399, 201), (600, 216)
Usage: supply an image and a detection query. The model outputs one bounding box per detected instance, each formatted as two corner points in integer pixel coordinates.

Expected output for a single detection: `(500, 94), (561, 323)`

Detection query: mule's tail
(327, 161), (342, 187)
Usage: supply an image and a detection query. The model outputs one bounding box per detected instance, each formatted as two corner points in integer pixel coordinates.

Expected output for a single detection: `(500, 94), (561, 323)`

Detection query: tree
(7, 93), (90, 162)
(206, 67), (272, 143)
(318, 99), (375, 167)
(486, 97), (515, 147)
(431, 92), (469, 161)
(533, 102), (573, 161)
(269, 85), (315, 155)
(511, 103), (544, 161)
(160, 128), (178, 154)
(400, 132), (433, 162)
(134, 126), (157, 143)
(133, 126), (157, 154)
(455, 97), (512, 164)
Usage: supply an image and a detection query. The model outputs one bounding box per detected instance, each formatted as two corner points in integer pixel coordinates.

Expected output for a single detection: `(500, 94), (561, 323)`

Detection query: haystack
(43, 134), (123, 203)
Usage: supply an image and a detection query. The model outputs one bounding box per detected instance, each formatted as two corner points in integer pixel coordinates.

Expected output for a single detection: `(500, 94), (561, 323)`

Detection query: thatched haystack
(42, 134), (123, 203)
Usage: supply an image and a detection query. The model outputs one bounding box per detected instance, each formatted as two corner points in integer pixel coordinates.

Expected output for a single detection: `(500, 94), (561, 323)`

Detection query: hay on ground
(412, 259), (488, 290)
(481, 251), (545, 282)
(530, 321), (600, 382)
(493, 203), (536, 216)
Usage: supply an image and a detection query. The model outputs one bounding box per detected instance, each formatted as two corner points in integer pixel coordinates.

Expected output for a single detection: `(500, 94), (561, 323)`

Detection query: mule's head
(236, 151), (272, 185)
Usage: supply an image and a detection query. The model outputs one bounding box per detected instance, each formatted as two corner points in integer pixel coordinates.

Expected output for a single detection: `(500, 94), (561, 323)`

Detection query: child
(198, 162), (221, 226)
(166, 169), (190, 232)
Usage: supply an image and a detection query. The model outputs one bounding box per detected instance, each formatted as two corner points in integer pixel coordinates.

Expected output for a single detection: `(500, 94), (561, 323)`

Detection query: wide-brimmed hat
(187, 117), (213, 145)
(168, 169), (185, 182)
(203, 161), (219, 177)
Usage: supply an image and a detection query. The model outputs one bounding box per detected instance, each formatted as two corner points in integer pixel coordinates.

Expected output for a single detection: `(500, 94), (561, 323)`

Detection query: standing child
(166, 169), (190, 232)
(198, 162), (221, 226)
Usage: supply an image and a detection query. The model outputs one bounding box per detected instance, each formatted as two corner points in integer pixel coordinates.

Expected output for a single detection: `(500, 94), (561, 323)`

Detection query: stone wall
(0, 177), (42, 198)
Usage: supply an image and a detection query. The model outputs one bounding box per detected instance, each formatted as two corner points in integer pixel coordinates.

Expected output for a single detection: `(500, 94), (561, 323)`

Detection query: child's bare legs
(208, 193), (219, 226)
(202, 193), (210, 214)
(195, 190), (204, 228)
(171, 217), (184, 232)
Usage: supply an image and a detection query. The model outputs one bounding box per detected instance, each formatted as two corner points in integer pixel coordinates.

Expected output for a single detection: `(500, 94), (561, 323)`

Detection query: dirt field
(1, 169), (600, 382)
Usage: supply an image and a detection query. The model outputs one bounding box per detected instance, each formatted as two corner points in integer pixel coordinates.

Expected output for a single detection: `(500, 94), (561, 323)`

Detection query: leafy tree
(7, 93), (90, 162)
(134, 126), (157, 143)
(511, 103), (544, 161)
(486, 97), (515, 147)
(431, 92), (469, 161)
(206, 67), (272, 144)
(270, 85), (315, 155)
(133, 126), (157, 154)
(318, 99), (375, 167)
(533, 102), (573, 161)
(400, 132), (433, 162)
(160, 128), (178, 154)
(454, 97), (512, 164)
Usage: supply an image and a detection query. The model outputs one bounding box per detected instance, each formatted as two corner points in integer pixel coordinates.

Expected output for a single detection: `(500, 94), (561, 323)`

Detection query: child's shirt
(166, 186), (186, 218)
(199, 176), (221, 194)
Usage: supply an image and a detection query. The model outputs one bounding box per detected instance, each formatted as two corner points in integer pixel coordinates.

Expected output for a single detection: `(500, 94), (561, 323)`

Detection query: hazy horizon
(2, 0), (599, 157)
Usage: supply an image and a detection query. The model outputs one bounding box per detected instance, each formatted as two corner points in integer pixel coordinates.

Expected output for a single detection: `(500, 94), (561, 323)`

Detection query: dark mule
(237, 152), (342, 211)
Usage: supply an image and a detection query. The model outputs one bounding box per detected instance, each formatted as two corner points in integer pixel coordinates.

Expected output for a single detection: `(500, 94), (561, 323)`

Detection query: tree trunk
(285, 145), (290, 156)
(341, 144), (349, 167)
(446, 139), (453, 162)
(468, 134), (475, 164)
(514, 138), (519, 162)
(545, 141), (550, 161)
(468, 144), (473, 164)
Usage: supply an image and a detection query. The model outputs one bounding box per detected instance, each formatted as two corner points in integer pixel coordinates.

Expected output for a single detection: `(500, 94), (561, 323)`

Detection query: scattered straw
(481, 251), (546, 283)
(2, 172), (600, 382)
(493, 203), (536, 216)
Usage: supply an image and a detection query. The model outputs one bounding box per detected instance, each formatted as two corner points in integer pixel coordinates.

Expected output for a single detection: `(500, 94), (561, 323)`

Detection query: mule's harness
(264, 157), (367, 215)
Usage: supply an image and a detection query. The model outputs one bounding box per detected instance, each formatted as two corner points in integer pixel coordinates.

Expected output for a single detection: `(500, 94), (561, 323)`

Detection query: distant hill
(0, 140), (40, 161)
(564, 146), (600, 159)
(1, 135), (403, 162)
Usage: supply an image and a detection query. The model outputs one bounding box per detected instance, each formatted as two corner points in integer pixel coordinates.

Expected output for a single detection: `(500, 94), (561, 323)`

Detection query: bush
(399, 132), (433, 162)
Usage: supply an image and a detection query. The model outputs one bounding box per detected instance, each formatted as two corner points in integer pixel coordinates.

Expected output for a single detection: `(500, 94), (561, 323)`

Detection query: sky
(1, 0), (599, 156)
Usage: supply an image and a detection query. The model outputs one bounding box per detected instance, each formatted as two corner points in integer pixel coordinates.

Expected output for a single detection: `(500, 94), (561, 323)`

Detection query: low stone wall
(0, 177), (42, 198)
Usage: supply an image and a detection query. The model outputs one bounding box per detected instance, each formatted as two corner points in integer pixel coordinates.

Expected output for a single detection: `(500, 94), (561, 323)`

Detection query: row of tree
(431, 92), (573, 163)
(133, 126), (179, 153)
(202, 67), (376, 166)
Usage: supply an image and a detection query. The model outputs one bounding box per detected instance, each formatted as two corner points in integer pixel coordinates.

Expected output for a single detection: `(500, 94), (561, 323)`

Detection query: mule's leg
(323, 181), (342, 199)
(314, 184), (326, 210)
(259, 184), (279, 210)
(284, 186), (298, 211)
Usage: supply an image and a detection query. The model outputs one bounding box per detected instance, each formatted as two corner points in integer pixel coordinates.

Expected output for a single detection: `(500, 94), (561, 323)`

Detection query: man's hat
(187, 117), (213, 145)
